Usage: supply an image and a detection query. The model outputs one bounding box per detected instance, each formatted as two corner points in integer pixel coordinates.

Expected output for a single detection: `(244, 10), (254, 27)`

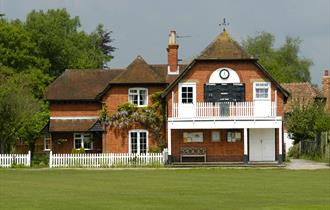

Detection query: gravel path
(286, 159), (330, 170)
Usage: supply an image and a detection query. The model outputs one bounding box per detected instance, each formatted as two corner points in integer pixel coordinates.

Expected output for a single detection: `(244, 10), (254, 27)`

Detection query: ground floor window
(129, 130), (148, 154)
(227, 130), (242, 142)
(74, 133), (93, 150)
(44, 133), (51, 151)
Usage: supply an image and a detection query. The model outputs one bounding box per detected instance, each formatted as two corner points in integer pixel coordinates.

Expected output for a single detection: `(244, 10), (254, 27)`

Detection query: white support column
(168, 127), (172, 156)
(279, 125), (283, 163)
(243, 128), (248, 164)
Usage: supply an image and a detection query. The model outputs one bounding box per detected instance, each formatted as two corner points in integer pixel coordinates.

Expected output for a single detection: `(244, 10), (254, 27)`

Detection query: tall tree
(242, 32), (312, 83)
(0, 68), (48, 154)
(25, 9), (115, 76)
(0, 19), (49, 72)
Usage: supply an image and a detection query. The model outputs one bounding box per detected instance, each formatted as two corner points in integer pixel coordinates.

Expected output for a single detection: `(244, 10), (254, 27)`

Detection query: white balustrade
(172, 101), (277, 118)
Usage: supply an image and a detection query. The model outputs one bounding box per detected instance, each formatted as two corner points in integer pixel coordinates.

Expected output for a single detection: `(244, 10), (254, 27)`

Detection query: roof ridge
(197, 31), (253, 60)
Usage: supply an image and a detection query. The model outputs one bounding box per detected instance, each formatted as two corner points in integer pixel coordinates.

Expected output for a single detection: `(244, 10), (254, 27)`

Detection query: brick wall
(50, 102), (102, 117)
(102, 84), (166, 152)
(171, 128), (280, 162)
(166, 60), (285, 118)
(171, 129), (244, 162)
(51, 132), (102, 154)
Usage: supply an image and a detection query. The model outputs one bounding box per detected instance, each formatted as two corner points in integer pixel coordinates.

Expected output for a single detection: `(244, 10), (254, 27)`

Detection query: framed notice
(183, 132), (203, 143)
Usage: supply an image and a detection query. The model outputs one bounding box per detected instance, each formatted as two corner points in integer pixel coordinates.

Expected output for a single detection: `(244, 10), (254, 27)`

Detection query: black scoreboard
(204, 83), (245, 102)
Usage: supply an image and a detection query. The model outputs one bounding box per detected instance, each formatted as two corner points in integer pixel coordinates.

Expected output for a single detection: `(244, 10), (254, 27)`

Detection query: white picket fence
(0, 151), (31, 168)
(49, 149), (168, 168)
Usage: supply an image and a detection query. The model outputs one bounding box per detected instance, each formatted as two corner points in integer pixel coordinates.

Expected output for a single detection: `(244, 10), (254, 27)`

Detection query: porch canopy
(48, 119), (103, 132)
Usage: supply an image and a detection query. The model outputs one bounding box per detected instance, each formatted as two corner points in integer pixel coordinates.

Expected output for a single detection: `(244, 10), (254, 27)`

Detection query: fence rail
(0, 151), (31, 168)
(49, 150), (168, 168)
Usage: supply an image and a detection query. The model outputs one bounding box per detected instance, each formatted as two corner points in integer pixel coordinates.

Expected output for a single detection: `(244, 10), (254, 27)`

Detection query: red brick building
(44, 30), (289, 164)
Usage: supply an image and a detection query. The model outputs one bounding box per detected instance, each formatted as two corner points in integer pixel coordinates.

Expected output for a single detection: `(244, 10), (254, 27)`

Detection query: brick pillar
(322, 70), (330, 113)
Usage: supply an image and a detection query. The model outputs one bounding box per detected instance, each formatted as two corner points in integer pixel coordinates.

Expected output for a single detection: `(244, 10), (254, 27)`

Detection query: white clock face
(219, 69), (230, 79)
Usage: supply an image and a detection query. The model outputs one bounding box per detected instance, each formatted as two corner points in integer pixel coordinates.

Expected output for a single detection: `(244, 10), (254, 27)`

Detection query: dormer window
(128, 88), (148, 106)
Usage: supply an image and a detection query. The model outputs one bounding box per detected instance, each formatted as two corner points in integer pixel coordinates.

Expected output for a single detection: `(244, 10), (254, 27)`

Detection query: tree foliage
(285, 102), (330, 144)
(242, 32), (312, 83)
(0, 68), (49, 154)
(0, 9), (116, 155)
(25, 9), (115, 76)
(0, 19), (49, 72)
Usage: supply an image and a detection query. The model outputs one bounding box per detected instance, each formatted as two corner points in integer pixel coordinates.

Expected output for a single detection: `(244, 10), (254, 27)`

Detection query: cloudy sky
(1, 0), (329, 85)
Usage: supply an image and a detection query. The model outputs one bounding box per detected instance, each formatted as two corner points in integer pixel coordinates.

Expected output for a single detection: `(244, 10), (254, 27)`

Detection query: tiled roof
(45, 55), (187, 100)
(49, 119), (98, 132)
(45, 69), (124, 101)
(197, 31), (253, 60)
(110, 56), (165, 84)
(281, 82), (325, 112)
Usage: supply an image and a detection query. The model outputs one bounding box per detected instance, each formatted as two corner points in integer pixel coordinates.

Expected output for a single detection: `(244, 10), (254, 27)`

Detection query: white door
(178, 83), (196, 118)
(249, 128), (275, 161)
(253, 82), (271, 117)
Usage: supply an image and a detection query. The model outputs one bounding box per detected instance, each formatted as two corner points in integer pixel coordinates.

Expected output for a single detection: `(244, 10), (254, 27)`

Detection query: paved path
(286, 159), (330, 170)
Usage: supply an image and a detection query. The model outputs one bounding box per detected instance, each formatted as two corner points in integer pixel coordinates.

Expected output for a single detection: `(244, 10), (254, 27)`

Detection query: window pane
(75, 139), (82, 149)
(84, 142), (92, 149)
(129, 89), (138, 94)
(131, 132), (138, 153)
(139, 94), (146, 105)
(139, 132), (147, 154)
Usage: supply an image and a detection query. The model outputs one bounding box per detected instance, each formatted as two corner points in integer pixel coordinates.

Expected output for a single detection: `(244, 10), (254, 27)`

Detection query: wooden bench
(180, 147), (207, 162)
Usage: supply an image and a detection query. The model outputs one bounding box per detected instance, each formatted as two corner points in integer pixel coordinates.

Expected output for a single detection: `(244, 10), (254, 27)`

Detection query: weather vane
(219, 18), (229, 32)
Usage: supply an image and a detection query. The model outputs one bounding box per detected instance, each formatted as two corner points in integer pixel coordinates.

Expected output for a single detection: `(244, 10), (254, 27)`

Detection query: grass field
(0, 168), (329, 210)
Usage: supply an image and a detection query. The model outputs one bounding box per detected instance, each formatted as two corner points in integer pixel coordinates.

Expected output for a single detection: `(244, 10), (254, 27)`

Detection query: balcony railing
(172, 101), (277, 119)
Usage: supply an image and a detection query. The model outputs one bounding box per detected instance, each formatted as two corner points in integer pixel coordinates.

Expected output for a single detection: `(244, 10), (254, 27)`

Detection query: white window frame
(44, 133), (51, 151)
(128, 87), (148, 107)
(73, 133), (93, 150)
(253, 82), (271, 100)
(128, 129), (149, 154)
(178, 82), (196, 104)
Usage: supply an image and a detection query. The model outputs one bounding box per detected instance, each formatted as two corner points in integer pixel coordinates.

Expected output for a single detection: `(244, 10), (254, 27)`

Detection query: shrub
(71, 148), (85, 154)
(32, 153), (49, 167)
(287, 144), (300, 158)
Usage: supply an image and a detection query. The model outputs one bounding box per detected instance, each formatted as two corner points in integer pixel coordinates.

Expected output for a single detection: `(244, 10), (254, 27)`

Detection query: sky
(1, 0), (329, 86)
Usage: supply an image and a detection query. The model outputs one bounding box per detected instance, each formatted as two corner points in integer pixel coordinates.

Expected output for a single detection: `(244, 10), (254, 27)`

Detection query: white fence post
(27, 150), (31, 167)
(163, 148), (168, 164)
(49, 151), (53, 168)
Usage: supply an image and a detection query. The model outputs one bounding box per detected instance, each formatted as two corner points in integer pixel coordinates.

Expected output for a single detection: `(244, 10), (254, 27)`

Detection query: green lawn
(0, 168), (329, 210)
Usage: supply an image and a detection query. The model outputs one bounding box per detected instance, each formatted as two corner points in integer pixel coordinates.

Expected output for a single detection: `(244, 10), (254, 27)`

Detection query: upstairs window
(74, 133), (93, 150)
(179, 83), (197, 104)
(128, 88), (148, 106)
(254, 82), (271, 100)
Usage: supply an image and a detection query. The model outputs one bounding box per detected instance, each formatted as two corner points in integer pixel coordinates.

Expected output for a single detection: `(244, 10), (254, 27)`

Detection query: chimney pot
(324, 70), (329, 76)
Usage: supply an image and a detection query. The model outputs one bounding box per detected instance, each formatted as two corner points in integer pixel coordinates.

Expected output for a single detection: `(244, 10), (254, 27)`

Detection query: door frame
(249, 128), (275, 161)
(178, 82), (196, 118)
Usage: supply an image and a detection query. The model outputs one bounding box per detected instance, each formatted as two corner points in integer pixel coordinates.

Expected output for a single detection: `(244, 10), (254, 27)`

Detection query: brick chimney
(322, 70), (330, 113)
(167, 30), (179, 75)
